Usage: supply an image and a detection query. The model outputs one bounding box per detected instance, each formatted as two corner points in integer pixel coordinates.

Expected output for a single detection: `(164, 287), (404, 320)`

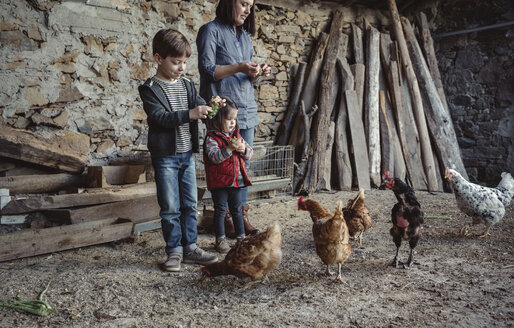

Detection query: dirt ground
(0, 189), (513, 328)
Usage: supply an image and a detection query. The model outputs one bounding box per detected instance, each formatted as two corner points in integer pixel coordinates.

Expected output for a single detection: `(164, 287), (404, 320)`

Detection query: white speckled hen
(445, 168), (514, 237)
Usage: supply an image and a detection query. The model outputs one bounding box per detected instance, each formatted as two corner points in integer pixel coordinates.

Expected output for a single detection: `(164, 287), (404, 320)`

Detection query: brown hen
(200, 222), (282, 282)
(342, 189), (373, 246)
(298, 197), (352, 283)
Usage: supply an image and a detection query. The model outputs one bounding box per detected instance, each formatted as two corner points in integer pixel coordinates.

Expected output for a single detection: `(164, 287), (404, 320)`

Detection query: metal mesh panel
(195, 142), (294, 203)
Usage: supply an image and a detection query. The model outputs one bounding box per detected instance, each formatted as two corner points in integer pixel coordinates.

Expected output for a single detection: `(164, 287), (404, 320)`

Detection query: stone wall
(0, 0), (339, 166)
(431, 0), (513, 183)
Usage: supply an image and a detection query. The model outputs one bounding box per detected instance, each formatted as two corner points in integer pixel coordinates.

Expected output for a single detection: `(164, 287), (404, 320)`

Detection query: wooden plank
(1, 182), (156, 215)
(87, 165), (146, 188)
(0, 161), (15, 173)
(42, 195), (159, 224)
(0, 173), (85, 194)
(346, 90), (371, 190)
(387, 0), (438, 191)
(133, 219), (161, 234)
(288, 33), (329, 156)
(275, 62), (307, 146)
(389, 60), (427, 189)
(306, 10), (345, 193)
(350, 63), (366, 119)
(334, 57), (354, 191)
(0, 218), (133, 262)
(403, 18), (468, 182)
(319, 121), (335, 191)
(364, 24), (381, 187)
(417, 12), (449, 114)
(0, 125), (87, 173)
(351, 23), (364, 64)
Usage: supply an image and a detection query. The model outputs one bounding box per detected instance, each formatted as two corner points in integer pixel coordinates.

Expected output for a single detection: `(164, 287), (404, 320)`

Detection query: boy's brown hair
(152, 29), (192, 59)
(206, 96), (239, 132)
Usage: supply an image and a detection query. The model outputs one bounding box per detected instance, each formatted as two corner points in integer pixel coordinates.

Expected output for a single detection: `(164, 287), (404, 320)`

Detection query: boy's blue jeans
(152, 151), (198, 255)
(211, 187), (245, 239)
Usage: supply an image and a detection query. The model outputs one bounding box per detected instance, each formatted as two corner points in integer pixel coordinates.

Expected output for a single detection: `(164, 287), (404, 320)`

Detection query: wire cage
(195, 141), (294, 204)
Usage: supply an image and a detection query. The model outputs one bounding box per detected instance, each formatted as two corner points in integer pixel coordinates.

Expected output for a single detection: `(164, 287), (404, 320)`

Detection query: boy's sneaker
(183, 247), (218, 264)
(214, 238), (231, 254)
(163, 253), (182, 272)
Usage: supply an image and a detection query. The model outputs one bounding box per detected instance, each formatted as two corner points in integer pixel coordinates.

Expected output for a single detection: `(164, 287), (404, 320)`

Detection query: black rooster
(381, 172), (424, 268)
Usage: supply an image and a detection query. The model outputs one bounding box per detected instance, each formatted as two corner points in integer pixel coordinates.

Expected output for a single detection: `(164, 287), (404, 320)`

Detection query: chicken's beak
(444, 167), (452, 181)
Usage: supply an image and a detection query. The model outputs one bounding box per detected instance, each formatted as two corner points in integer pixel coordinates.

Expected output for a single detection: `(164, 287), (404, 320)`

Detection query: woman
(196, 0), (271, 237)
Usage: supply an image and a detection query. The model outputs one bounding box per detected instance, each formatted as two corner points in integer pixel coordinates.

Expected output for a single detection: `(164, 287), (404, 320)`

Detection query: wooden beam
(0, 218), (133, 262)
(364, 24), (381, 187)
(0, 173), (85, 194)
(43, 195), (160, 224)
(403, 17), (468, 182)
(306, 10), (345, 192)
(87, 165), (146, 188)
(1, 182), (156, 215)
(0, 125), (87, 173)
(387, 0), (438, 191)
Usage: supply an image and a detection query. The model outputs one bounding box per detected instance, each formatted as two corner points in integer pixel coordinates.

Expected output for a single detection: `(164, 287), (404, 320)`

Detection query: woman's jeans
(211, 187), (245, 239)
(152, 151), (198, 255)
(239, 127), (254, 205)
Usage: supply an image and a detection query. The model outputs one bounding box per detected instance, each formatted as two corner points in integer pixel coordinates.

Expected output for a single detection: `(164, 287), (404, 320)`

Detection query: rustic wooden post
(288, 33), (329, 153)
(319, 121), (336, 191)
(306, 10), (345, 193)
(387, 0), (438, 191)
(351, 63), (366, 119)
(292, 102), (317, 194)
(364, 24), (381, 187)
(334, 57), (354, 191)
(275, 62), (307, 146)
(417, 12), (449, 114)
(403, 17), (469, 181)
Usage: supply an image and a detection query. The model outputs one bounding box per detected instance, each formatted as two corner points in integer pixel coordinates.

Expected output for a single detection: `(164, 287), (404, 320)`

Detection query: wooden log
(292, 102), (317, 194)
(364, 24), (381, 187)
(87, 165), (146, 188)
(417, 12), (449, 114)
(306, 10), (345, 193)
(1, 182), (156, 215)
(275, 62), (307, 146)
(0, 125), (87, 173)
(0, 218), (133, 262)
(0, 173), (86, 194)
(43, 195), (160, 224)
(346, 90), (371, 190)
(351, 23), (365, 65)
(387, 0), (438, 191)
(0, 161), (15, 173)
(350, 63), (366, 119)
(403, 17), (468, 181)
(334, 57), (354, 191)
(379, 90), (394, 176)
(288, 33), (329, 157)
(390, 59), (427, 189)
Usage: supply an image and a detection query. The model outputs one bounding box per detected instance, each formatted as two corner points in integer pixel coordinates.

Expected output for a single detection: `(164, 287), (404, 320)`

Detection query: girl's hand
(233, 138), (246, 153)
(190, 105), (212, 120)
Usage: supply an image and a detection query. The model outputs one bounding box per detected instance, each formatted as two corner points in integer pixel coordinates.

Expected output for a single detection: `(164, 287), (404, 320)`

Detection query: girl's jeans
(211, 187), (245, 239)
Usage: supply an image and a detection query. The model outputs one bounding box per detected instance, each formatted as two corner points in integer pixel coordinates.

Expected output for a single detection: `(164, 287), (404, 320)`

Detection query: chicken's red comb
(297, 196), (304, 208)
(382, 171), (391, 180)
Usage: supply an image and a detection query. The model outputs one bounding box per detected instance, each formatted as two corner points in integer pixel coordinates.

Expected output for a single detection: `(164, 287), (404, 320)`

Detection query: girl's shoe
(214, 238), (230, 254)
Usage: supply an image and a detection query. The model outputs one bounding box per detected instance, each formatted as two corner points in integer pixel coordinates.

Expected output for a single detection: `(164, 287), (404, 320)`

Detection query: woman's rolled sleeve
(197, 25), (218, 83)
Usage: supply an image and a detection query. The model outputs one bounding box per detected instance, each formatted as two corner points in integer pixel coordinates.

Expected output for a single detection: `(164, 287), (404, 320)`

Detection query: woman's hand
(260, 63), (271, 77)
(190, 105), (212, 120)
(240, 62), (260, 77)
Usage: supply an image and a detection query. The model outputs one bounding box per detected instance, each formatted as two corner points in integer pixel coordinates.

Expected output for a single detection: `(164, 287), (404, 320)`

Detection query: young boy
(138, 29), (217, 272)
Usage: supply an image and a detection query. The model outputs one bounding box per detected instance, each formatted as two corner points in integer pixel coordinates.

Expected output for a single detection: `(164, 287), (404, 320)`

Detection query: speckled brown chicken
(200, 222), (282, 282)
(342, 189), (373, 246)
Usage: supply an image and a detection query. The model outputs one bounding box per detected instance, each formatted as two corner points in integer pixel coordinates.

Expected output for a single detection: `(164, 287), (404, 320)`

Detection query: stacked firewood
(0, 125), (158, 262)
(276, 1), (468, 194)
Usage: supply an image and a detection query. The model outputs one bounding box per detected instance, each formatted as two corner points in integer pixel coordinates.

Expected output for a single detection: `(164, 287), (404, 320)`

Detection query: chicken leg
(333, 263), (344, 283)
(325, 265), (334, 276)
(459, 225), (470, 236)
(478, 226), (491, 238)
(392, 246), (400, 268)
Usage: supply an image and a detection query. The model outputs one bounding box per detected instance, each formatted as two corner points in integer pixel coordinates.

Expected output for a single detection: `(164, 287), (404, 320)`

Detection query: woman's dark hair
(152, 29), (192, 59)
(206, 96), (239, 132)
(216, 0), (256, 36)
